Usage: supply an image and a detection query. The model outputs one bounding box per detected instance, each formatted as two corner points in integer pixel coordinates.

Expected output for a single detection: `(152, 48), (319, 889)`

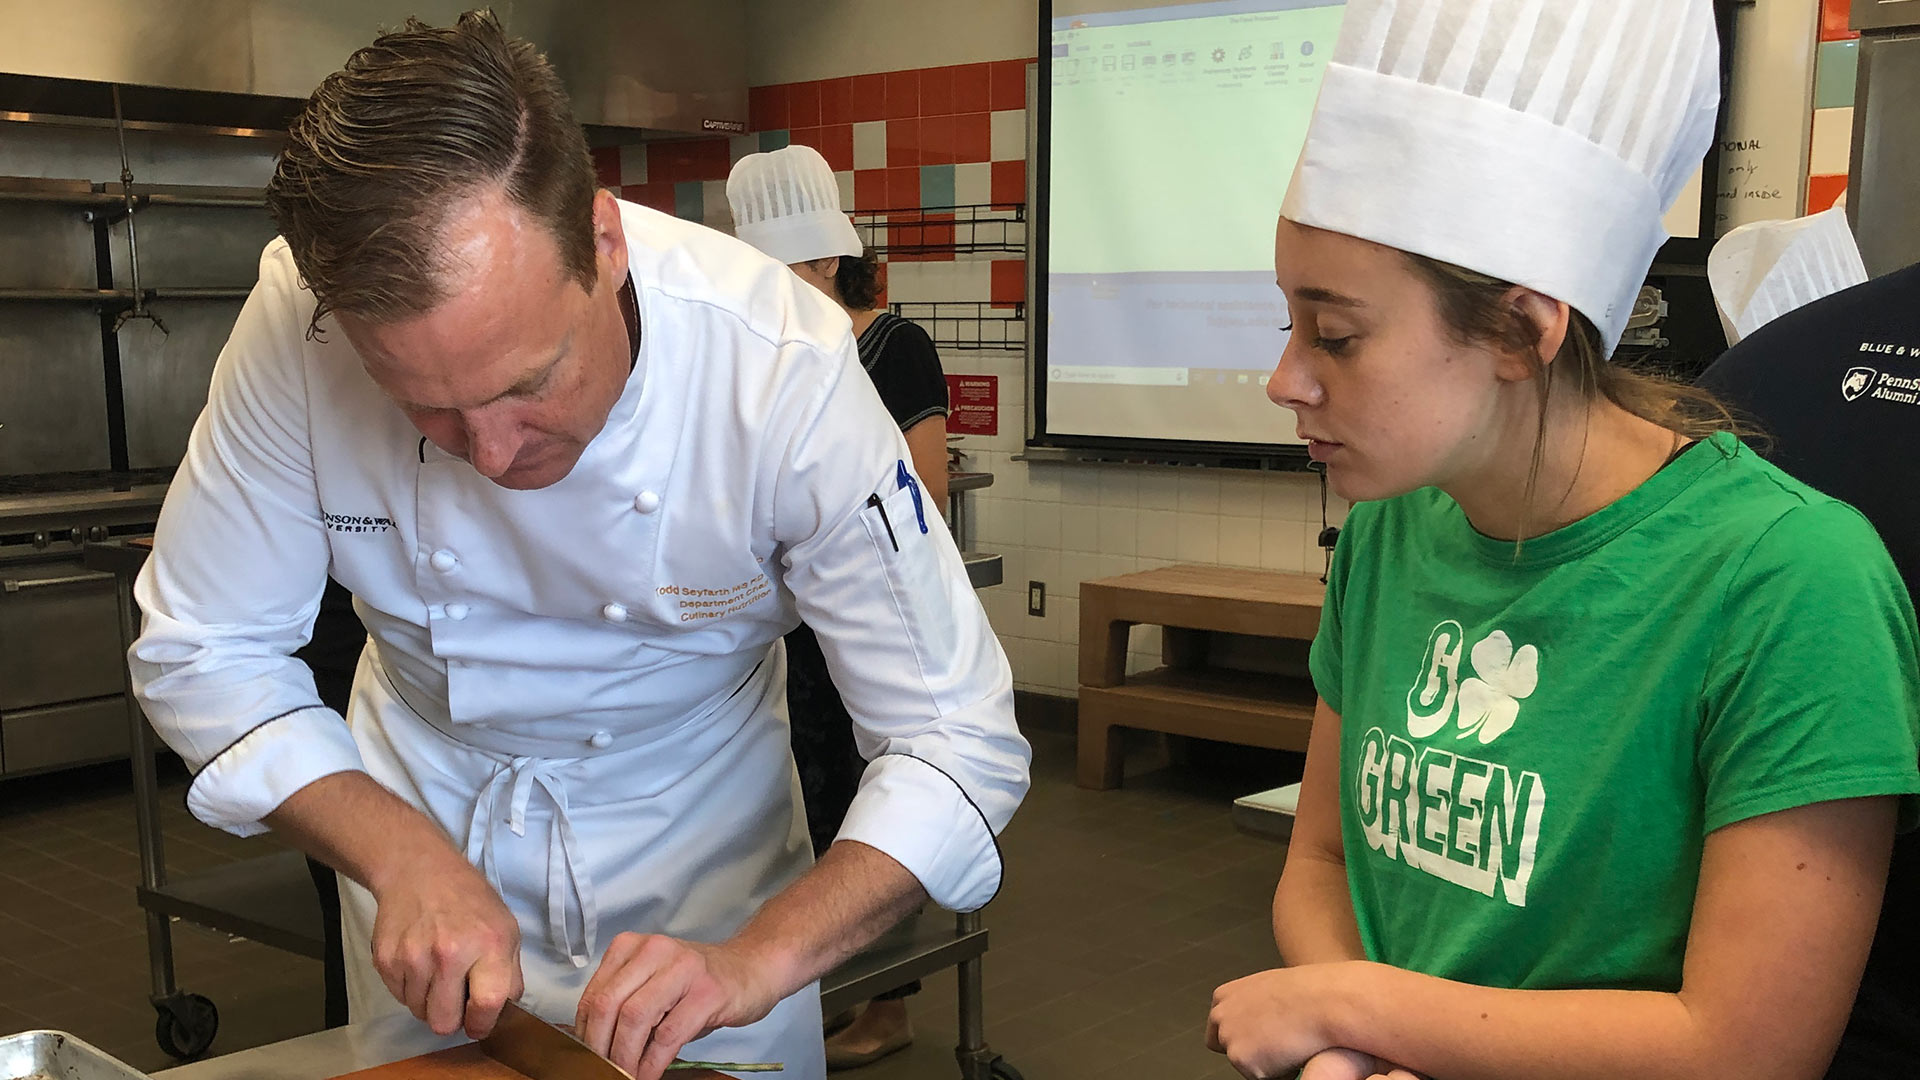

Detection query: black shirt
(857, 312), (949, 431)
(1700, 262), (1920, 587)
(1699, 260), (1920, 1080)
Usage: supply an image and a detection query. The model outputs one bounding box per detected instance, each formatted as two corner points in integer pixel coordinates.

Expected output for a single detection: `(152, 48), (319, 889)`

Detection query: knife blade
(478, 998), (782, 1076)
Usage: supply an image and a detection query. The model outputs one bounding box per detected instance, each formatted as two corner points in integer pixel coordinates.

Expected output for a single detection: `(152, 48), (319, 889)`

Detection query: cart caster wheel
(989, 1059), (1023, 1080)
(155, 993), (219, 1059)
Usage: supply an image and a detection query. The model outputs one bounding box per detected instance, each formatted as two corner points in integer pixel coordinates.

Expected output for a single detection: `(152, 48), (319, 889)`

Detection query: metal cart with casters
(819, 907), (1020, 1080)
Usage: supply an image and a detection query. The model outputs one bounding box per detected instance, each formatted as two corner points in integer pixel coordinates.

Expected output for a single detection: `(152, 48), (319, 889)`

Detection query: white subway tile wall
(619, 143), (649, 184)
(852, 120), (888, 170)
(957, 441), (1345, 696)
(700, 181), (733, 234)
(835, 171), (857, 217)
(989, 108), (1029, 161)
(953, 161), (993, 207)
(916, 335), (1354, 697)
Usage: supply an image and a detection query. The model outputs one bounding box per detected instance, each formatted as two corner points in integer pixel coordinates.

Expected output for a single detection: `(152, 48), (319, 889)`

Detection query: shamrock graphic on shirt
(1406, 622), (1540, 745)
(1455, 630), (1539, 744)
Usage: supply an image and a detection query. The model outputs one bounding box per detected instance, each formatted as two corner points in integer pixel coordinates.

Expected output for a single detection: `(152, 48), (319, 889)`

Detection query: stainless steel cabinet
(1, 697), (130, 775)
(0, 558), (123, 710)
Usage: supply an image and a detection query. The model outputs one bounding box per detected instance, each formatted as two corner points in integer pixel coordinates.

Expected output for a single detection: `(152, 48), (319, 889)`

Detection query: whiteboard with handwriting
(1717, 0), (1821, 234)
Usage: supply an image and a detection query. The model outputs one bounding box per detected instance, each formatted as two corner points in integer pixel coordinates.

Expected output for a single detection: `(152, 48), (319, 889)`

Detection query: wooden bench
(1076, 564), (1325, 789)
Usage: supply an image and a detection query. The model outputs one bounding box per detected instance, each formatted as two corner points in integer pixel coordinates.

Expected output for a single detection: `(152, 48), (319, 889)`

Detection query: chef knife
(479, 998), (782, 1076)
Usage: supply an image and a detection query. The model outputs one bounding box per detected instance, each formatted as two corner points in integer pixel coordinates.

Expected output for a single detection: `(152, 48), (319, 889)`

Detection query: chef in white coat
(127, 14), (1030, 1080)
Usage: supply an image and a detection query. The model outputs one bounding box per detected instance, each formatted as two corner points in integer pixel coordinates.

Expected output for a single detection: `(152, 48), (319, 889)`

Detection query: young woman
(727, 145), (949, 1069)
(1205, 3), (1920, 1079)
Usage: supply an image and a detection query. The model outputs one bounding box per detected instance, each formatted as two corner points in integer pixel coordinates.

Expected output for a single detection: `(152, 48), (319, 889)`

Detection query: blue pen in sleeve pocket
(896, 459), (929, 535)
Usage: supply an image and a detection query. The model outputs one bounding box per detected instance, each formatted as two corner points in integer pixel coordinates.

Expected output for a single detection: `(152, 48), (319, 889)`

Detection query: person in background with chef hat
(1204, 2), (1920, 1078)
(127, 13), (1031, 1080)
(1700, 207), (1920, 1079)
(1706, 206), (1869, 354)
(725, 144), (950, 1070)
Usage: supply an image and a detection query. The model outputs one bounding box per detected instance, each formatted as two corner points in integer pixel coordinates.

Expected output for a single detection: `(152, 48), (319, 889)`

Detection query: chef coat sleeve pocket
(858, 481), (958, 685)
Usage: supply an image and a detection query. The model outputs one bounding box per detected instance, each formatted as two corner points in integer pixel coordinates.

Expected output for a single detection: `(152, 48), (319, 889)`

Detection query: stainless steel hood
(0, 1), (747, 137)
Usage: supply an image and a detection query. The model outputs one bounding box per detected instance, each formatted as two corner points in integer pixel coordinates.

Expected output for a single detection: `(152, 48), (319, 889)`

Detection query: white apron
(336, 639), (822, 1077)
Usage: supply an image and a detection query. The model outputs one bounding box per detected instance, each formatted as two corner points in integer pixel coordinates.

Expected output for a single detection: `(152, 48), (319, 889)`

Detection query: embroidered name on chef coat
(323, 512), (397, 534)
(656, 574), (774, 623)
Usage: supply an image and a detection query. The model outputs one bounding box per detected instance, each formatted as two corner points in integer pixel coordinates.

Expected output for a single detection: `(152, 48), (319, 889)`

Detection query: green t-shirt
(1308, 432), (1920, 992)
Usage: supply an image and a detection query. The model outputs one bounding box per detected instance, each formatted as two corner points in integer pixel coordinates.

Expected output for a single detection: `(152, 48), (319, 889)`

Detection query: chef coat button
(445, 603), (470, 621)
(588, 731), (613, 750)
(429, 549), (459, 573)
(633, 491), (661, 514)
(602, 602), (629, 623)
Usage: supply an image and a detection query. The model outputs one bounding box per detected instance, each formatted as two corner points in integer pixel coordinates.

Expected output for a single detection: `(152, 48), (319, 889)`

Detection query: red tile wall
(591, 147), (621, 188)
(749, 58), (1034, 211)
(952, 64), (991, 113)
(955, 112), (991, 164)
(1821, 0), (1857, 41)
(1807, 173), (1848, 214)
(850, 74), (887, 123)
(989, 61), (1027, 111)
(990, 161), (1026, 208)
(620, 182), (676, 214)
(615, 59), (1032, 208)
(789, 81), (822, 127)
(886, 167), (921, 209)
(821, 78), (853, 125)
(607, 57), (1033, 305)
(990, 259), (1026, 309)
(648, 138), (731, 184)
(854, 169), (888, 211)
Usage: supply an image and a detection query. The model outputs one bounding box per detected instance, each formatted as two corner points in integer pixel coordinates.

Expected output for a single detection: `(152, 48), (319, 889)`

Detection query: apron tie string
(465, 756), (600, 969)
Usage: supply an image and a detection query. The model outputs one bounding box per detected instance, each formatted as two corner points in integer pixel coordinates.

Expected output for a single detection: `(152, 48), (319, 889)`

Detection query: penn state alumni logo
(1843, 367), (1877, 402)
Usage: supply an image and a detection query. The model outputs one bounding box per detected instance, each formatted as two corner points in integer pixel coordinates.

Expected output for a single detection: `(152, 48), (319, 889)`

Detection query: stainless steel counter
(0, 484), (170, 519)
(946, 471), (995, 494)
(148, 905), (990, 1080)
(961, 550), (1002, 590)
(152, 1014), (464, 1080)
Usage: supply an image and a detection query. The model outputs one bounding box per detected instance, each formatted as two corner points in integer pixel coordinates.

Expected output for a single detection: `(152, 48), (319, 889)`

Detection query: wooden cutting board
(327, 1044), (728, 1080)
(331, 1044), (528, 1080)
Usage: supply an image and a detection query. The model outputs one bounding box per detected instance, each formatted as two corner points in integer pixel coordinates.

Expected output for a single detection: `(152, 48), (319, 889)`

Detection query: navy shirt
(1699, 260), (1920, 1080)
(1700, 263), (1920, 587)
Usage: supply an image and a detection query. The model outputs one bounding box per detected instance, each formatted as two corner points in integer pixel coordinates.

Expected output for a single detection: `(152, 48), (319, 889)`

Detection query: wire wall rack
(852, 203), (1026, 257)
(890, 301), (1026, 351)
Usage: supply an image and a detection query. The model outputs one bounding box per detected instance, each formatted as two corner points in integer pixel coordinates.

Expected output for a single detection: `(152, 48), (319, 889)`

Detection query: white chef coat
(129, 200), (1031, 1077)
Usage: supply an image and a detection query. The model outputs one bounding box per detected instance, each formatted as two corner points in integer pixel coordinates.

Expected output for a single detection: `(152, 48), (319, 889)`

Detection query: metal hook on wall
(1309, 460), (1339, 584)
(110, 84), (166, 336)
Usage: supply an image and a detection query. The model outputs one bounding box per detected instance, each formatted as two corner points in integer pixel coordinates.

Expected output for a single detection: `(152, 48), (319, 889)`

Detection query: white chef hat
(1281, 0), (1722, 354)
(1707, 207), (1868, 345)
(725, 144), (863, 267)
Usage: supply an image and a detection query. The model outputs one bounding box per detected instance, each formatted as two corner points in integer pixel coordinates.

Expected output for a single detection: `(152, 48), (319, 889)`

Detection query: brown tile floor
(0, 725), (1301, 1080)
(0, 758), (325, 1072)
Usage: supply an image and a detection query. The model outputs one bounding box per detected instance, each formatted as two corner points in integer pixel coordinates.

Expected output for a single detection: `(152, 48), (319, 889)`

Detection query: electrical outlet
(1028, 580), (1046, 617)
